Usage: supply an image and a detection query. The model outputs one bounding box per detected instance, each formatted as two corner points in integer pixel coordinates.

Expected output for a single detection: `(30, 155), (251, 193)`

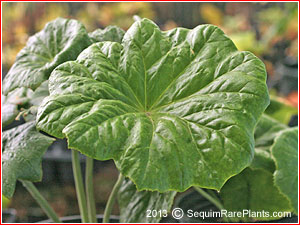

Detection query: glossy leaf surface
(89, 25), (125, 43)
(37, 18), (269, 192)
(2, 122), (54, 198)
(3, 18), (91, 95)
(118, 179), (176, 223)
(271, 128), (298, 213)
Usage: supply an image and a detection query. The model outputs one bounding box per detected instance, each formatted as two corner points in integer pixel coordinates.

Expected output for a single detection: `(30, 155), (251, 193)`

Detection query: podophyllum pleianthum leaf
(89, 25), (125, 43)
(220, 168), (291, 222)
(251, 114), (287, 171)
(254, 114), (288, 150)
(37, 18), (269, 192)
(3, 18), (91, 95)
(271, 128), (298, 213)
(2, 122), (55, 198)
(220, 116), (292, 221)
(118, 178), (176, 223)
(3, 21), (125, 127)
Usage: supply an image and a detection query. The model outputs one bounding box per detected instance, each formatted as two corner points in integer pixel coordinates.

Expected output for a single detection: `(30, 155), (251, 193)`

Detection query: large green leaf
(254, 114), (287, 150)
(271, 128), (298, 213)
(252, 114), (287, 171)
(220, 116), (292, 221)
(118, 178), (176, 223)
(3, 18), (91, 95)
(89, 25), (125, 43)
(220, 168), (291, 222)
(3, 21), (123, 126)
(2, 122), (55, 198)
(37, 18), (269, 192)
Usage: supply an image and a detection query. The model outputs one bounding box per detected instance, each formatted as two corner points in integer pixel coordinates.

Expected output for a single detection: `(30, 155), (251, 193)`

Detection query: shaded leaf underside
(118, 178), (176, 223)
(220, 167), (291, 222)
(220, 115), (293, 221)
(37, 19), (269, 192)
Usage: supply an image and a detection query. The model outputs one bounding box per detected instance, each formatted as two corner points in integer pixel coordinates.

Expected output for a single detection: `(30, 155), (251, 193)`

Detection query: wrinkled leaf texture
(118, 178), (176, 223)
(37, 18), (269, 192)
(2, 122), (54, 198)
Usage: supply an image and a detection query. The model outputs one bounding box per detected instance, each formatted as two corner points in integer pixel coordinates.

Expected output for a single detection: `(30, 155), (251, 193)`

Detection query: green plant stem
(85, 157), (97, 223)
(194, 186), (229, 222)
(72, 150), (89, 223)
(21, 180), (61, 223)
(103, 174), (124, 223)
(207, 189), (219, 201)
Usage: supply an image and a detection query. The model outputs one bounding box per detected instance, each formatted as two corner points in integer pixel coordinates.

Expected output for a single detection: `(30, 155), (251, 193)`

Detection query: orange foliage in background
(2, 2), (298, 108)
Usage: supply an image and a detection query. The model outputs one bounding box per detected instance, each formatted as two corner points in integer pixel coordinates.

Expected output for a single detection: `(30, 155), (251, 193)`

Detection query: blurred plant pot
(37, 215), (119, 223)
(174, 190), (298, 223)
(2, 208), (17, 223)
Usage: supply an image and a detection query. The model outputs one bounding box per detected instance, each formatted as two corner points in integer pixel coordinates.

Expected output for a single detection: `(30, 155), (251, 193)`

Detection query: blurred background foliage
(2, 2), (298, 222)
(2, 2), (298, 107)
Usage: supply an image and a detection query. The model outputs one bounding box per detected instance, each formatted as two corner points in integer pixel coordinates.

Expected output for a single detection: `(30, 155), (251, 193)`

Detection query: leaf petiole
(194, 186), (230, 222)
(85, 157), (97, 223)
(103, 174), (125, 223)
(21, 180), (61, 223)
(72, 150), (89, 223)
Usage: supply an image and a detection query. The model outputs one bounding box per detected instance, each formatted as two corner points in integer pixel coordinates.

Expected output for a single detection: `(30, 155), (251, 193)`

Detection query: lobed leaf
(252, 114), (287, 171)
(220, 115), (293, 221)
(2, 122), (55, 198)
(37, 18), (269, 192)
(254, 114), (288, 149)
(220, 168), (291, 222)
(271, 128), (298, 213)
(3, 18), (92, 95)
